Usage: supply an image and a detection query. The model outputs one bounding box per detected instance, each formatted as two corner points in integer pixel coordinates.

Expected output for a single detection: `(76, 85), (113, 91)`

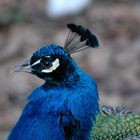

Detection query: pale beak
(11, 59), (33, 73)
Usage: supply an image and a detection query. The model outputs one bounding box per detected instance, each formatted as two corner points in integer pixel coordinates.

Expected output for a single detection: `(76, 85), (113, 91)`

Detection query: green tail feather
(90, 113), (140, 140)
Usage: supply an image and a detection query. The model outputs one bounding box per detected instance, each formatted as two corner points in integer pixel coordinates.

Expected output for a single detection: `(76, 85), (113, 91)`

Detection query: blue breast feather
(8, 69), (99, 140)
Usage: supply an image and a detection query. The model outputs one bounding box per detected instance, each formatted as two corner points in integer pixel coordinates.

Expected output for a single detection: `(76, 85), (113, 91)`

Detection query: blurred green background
(0, 0), (140, 139)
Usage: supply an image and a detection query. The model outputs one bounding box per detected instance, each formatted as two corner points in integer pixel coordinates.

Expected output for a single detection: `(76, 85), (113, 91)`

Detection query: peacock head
(13, 24), (99, 84)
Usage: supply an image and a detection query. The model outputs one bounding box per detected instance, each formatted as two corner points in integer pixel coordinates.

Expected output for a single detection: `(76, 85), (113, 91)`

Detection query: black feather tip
(64, 23), (99, 54)
(67, 24), (99, 48)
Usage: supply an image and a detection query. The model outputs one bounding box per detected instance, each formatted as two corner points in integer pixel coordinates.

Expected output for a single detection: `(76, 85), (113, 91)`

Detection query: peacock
(8, 24), (140, 140)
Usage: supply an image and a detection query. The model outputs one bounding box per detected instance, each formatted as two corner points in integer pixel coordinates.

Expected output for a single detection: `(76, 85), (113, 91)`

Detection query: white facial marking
(31, 59), (41, 67)
(25, 59), (41, 69)
(42, 58), (60, 73)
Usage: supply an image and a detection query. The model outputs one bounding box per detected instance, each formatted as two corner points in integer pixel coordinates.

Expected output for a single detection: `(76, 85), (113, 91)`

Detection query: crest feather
(64, 24), (99, 54)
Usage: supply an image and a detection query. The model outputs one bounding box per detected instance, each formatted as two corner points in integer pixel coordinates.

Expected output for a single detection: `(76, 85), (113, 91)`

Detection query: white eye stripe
(31, 59), (41, 67)
(31, 56), (50, 67)
(41, 58), (60, 73)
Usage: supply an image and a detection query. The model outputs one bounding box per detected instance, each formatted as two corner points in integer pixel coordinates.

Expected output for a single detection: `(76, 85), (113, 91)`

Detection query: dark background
(0, 0), (140, 139)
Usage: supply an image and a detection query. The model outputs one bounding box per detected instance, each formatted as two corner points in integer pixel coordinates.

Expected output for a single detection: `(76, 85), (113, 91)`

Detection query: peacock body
(8, 24), (140, 140)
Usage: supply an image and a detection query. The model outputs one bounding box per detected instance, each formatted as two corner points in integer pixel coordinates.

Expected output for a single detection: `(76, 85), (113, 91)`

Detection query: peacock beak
(11, 59), (33, 73)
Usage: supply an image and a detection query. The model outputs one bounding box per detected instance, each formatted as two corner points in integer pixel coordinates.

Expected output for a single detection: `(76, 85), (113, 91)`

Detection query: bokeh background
(0, 0), (140, 139)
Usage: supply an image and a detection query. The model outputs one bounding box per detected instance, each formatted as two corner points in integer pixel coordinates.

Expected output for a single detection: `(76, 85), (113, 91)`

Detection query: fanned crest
(64, 24), (99, 54)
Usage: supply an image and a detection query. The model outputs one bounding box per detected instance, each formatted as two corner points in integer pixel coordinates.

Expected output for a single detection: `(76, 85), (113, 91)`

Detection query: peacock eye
(40, 60), (52, 68)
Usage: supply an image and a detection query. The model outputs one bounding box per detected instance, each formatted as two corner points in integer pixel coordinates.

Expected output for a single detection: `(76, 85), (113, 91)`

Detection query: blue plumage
(8, 24), (99, 140)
